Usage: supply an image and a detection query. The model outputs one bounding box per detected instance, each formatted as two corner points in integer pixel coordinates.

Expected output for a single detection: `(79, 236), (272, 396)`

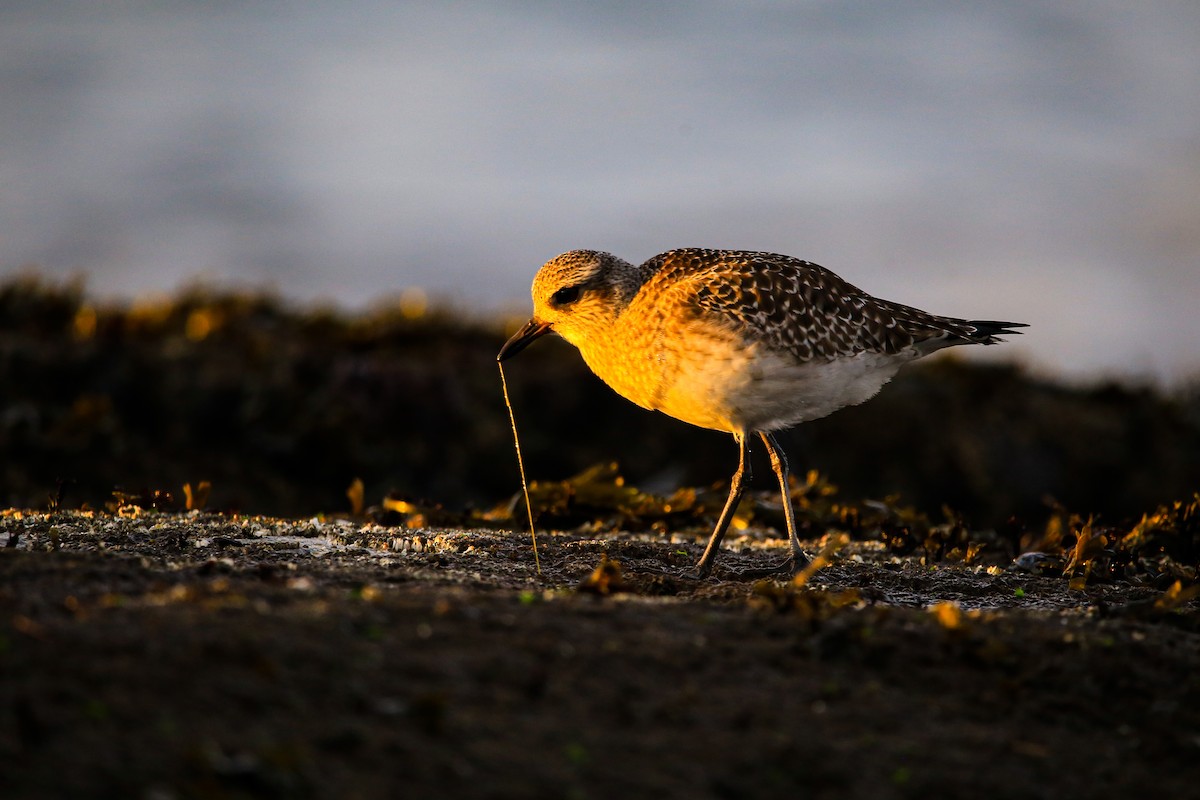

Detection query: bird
(497, 248), (1026, 578)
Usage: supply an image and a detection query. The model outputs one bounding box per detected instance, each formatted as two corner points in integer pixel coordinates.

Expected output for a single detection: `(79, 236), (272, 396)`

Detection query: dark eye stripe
(551, 285), (582, 306)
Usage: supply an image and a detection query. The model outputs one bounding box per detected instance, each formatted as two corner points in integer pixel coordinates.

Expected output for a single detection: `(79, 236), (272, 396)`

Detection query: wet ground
(3, 510), (1199, 799)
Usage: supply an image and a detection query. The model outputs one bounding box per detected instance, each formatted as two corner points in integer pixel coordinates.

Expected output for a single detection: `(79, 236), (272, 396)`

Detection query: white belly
(727, 349), (912, 432)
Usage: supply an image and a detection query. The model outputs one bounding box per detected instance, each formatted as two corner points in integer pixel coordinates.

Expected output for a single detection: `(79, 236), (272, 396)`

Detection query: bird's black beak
(497, 319), (553, 361)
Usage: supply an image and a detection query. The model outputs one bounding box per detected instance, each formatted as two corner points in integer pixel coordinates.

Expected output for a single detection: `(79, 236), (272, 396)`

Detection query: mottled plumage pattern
(498, 247), (1025, 578)
(646, 249), (1007, 361)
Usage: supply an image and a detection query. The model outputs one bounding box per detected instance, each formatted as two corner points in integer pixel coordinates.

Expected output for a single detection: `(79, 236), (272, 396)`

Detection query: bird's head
(497, 250), (640, 361)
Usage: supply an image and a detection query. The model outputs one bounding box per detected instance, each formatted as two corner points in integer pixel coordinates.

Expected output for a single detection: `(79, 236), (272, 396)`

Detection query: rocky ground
(3, 508), (1199, 799)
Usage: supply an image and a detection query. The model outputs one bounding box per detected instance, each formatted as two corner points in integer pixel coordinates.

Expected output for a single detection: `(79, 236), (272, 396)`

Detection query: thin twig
(499, 362), (541, 574)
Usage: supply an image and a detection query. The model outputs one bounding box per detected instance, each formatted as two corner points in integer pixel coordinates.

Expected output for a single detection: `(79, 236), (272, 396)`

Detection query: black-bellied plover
(498, 249), (1025, 578)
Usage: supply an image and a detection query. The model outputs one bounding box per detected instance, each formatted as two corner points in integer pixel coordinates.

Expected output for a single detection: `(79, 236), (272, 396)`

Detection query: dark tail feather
(961, 320), (1028, 345)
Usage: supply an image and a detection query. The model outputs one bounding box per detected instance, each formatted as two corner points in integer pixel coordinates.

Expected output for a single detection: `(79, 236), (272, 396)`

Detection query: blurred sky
(2, 2), (1199, 384)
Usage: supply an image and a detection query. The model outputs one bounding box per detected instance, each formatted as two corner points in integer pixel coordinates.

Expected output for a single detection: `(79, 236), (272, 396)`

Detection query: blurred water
(2, 2), (1199, 383)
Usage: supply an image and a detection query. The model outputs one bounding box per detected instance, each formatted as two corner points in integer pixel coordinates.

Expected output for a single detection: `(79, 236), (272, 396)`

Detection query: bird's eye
(550, 285), (582, 306)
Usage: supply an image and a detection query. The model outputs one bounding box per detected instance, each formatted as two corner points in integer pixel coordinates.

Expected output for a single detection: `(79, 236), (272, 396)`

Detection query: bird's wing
(642, 249), (978, 360)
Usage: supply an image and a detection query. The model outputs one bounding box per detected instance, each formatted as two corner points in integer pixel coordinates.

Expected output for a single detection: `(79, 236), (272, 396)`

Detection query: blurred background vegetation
(2, 274), (1198, 529)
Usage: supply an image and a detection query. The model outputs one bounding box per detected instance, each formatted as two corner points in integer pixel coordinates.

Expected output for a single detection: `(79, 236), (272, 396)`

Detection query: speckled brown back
(639, 249), (1004, 361)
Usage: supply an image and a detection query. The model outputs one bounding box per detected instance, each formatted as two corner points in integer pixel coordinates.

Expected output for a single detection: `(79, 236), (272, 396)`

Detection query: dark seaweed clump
(3, 274), (1199, 540)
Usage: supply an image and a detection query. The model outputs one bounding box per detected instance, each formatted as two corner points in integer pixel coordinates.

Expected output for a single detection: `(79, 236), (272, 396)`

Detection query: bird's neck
(603, 257), (653, 311)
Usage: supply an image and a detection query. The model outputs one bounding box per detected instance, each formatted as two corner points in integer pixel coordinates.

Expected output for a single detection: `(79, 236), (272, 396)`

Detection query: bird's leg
(760, 431), (810, 571)
(693, 432), (750, 578)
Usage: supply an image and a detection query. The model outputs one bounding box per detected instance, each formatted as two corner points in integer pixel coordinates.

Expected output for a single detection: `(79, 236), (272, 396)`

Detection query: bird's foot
(626, 562), (708, 581)
(717, 552), (811, 581)
(629, 550), (811, 582)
